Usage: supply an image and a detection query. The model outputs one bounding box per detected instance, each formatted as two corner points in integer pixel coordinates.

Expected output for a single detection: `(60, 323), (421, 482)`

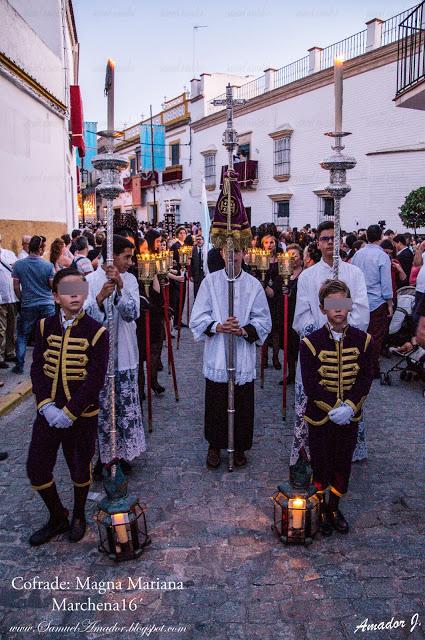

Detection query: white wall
(0, 78), (70, 224)
(0, 0), (78, 231)
(190, 60), (425, 232)
(0, 0), (65, 102)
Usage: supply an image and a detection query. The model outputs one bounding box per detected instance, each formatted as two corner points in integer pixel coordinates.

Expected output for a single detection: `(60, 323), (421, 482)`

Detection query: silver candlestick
(92, 131), (128, 476)
(320, 132), (356, 279)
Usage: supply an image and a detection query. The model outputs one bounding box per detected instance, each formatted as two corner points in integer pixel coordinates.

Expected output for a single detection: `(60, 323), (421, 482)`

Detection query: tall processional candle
(106, 59), (115, 131)
(334, 56), (343, 132)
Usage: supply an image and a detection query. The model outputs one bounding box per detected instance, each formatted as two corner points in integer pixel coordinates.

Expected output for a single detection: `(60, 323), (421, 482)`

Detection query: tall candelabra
(320, 132), (356, 278)
(92, 131), (128, 472)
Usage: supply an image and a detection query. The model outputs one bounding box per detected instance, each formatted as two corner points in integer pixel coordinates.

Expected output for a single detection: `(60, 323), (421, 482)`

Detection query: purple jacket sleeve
(344, 333), (374, 413)
(31, 319), (53, 410)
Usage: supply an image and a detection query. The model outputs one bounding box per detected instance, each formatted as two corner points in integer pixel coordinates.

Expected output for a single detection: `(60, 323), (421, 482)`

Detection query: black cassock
(204, 379), (254, 452)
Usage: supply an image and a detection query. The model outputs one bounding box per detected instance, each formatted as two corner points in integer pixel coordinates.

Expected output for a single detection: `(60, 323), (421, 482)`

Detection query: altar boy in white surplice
(190, 248), (271, 470)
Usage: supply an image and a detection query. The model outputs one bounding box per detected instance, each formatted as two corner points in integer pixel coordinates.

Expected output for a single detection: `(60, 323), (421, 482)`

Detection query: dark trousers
(0, 302), (17, 362)
(367, 303), (389, 376)
(170, 280), (186, 327)
(205, 379), (254, 451)
(308, 421), (358, 496)
(16, 304), (55, 368)
(27, 414), (98, 489)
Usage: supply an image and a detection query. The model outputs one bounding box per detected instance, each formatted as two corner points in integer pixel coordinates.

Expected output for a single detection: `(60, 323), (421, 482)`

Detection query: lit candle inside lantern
(112, 512), (129, 544)
(107, 58), (115, 132)
(291, 497), (306, 530)
(334, 56), (343, 133)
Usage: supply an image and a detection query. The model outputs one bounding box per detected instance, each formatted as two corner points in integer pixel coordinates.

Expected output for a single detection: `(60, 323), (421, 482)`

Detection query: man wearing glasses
(290, 221), (370, 469)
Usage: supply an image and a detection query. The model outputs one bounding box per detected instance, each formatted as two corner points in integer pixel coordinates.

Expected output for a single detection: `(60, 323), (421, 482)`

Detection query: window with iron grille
(135, 149), (141, 173)
(171, 143), (180, 166)
(274, 137), (291, 177)
(273, 200), (290, 228)
(204, 154), (216, 188)
(130, 157), (136, 176)
(318, 196), (334, 223)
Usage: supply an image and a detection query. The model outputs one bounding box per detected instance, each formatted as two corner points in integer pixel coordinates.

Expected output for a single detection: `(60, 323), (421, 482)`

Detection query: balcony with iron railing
(210, 6), (415, 109)
(395, 1), (425, 109)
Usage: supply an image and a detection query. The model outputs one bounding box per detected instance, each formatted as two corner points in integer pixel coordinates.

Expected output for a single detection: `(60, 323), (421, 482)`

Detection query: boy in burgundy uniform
(27, 268), (108, 545)
(299, 279), (374, 535)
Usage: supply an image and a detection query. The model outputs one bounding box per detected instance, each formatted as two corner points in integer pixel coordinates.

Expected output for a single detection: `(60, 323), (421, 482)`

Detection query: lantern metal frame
(95, 465), (151, 562)
(271, 481), (320, 545)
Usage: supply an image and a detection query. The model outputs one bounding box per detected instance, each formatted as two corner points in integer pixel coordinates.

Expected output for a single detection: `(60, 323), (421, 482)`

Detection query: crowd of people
(1, 215), (425, 542)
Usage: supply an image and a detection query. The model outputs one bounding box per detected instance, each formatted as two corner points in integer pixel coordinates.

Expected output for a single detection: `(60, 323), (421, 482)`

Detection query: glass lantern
(178, 245), (193, 269)
(271, 480), (320, 545)
(95, 463), (151, 562)
(136, 253), (156, 295)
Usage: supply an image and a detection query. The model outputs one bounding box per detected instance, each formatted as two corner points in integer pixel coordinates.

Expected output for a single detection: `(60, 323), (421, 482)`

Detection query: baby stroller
(380, 286), (425, 395)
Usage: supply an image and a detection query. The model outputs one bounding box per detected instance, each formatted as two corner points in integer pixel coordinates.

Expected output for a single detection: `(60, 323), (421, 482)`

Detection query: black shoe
(272, 357), (281, 370)
(234, 451), (248, 468)
(320, 506), (333, 537)
(329, 509), (349, 533)
(119, 459), (132, 476)
(12, 365), (24, 374)
(0, 452), (8, 461)
(0, 362), (9, 369)
(29, 512), (70, 546)
(151, 382), (165, 396)
(68, 516), (86, 542)
(206, 446), (220, 469)
(5, 356), (17, 363)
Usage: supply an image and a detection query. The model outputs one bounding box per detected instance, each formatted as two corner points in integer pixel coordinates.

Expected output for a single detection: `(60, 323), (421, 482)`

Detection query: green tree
(399, 187), (425, 237)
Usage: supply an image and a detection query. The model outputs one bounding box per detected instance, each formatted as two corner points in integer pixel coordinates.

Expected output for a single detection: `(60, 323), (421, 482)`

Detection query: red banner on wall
(70, 85), (86, 157)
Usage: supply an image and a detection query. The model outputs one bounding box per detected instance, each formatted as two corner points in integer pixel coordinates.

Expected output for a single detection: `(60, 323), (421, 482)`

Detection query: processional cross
(211, 84), (246, 472)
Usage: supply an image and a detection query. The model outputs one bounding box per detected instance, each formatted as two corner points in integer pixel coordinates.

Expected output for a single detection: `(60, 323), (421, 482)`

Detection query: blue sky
(73, 0), (415, 129)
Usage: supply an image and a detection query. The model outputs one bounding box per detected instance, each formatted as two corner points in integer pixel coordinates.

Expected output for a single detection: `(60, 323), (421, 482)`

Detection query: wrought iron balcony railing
(396, 1), (425, 97)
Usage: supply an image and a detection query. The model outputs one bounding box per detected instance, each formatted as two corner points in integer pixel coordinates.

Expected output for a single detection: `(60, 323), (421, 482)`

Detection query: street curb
(0, 379), (32, 416)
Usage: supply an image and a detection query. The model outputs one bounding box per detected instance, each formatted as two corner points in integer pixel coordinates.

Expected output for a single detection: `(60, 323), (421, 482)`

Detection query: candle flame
(292, 498), (306, 509)
(107, 58), (116, 68)
(334, 55), (344, 65)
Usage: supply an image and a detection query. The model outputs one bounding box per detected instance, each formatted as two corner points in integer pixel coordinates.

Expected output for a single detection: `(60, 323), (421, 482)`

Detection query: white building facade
(0, 0), (80, 251)
(109, 74), (256, 226)
(190, 9), (425, 233)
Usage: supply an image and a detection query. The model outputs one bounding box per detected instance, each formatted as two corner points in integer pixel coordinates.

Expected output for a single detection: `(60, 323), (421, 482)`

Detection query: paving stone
(0, 333), (424, 636)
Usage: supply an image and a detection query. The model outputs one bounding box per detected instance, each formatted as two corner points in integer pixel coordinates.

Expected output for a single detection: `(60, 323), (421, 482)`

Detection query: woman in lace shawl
(85, 235), (146, 473)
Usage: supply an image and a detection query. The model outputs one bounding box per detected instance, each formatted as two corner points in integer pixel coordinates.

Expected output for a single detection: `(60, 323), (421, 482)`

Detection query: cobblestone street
(0, 327), (424, 640)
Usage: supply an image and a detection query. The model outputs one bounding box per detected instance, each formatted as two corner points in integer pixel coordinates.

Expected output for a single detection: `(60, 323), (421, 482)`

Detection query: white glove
(51, 409), (73, 429)
(328, 403), (354, 425)
(39, 403), (62, 427)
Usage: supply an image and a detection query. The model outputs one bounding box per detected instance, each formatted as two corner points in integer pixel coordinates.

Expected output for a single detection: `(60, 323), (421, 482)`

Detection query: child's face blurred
(320, 292), (350, 326)
(54, 275), (88, 317)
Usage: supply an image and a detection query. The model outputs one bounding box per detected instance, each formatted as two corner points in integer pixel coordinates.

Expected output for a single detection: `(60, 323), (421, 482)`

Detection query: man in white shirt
(72, 237), (94, 276)
(17, 235), (31, 260)
(291, 221), (370, 468)
(0, 235), (18, 367)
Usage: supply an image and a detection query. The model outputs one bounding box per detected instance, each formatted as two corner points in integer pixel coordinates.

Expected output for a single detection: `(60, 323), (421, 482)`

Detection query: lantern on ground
(271, 457), (320, 545)
(95, 464), (151, 562)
